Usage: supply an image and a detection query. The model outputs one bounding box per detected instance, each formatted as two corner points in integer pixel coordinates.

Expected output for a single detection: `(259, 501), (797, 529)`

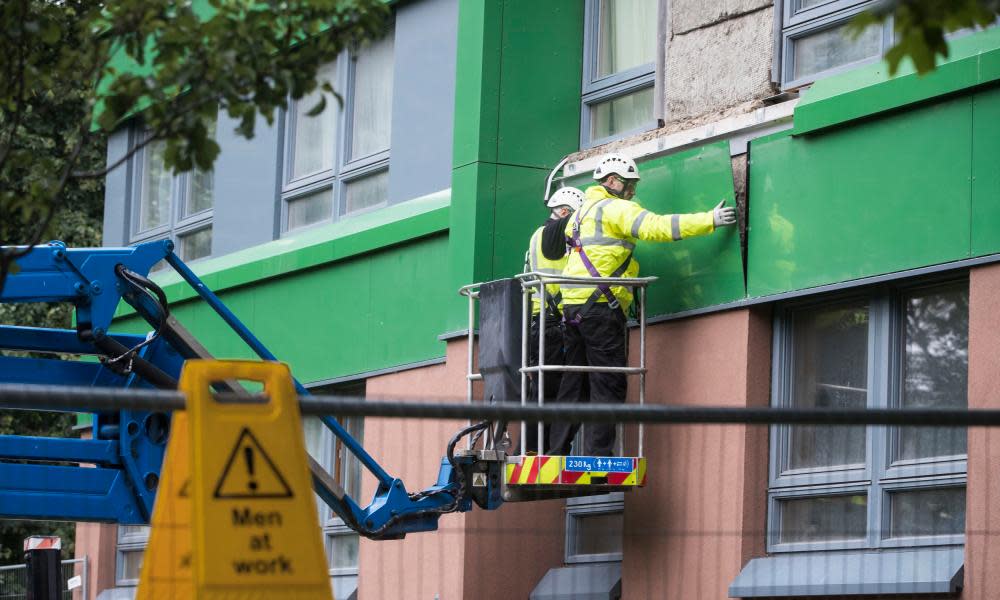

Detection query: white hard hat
(593, 152), (640, 181)
(546, 187), (584, 212)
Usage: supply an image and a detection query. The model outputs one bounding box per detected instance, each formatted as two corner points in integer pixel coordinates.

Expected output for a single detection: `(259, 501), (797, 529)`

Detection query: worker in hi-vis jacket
(545, 152), (737, 457)
(520, 186), (585, 455)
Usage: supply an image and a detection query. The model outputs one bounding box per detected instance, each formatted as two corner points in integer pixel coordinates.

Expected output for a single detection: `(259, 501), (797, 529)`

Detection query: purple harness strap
(566, 201), (632, 325)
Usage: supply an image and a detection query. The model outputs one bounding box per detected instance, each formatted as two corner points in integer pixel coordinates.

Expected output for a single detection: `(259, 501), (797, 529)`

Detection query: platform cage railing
(459, 272), (656, 459)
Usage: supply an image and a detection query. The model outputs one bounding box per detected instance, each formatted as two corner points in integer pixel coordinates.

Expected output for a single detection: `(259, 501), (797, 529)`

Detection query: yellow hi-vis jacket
(526, 223), (568, 316)
(561, 185), (716, 312)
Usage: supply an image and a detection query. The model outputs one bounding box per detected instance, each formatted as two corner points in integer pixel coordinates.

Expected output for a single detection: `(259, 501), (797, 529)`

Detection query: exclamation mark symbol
(244, 446), (258, 493)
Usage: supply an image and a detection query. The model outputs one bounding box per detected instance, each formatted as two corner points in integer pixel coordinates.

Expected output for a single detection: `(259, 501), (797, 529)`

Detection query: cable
(101, 266), (170, 372)
(4, 385), (1000, 426)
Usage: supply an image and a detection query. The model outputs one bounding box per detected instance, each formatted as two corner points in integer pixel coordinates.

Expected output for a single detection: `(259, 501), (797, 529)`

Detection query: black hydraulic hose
(358, 419), (490, 540)
(92, 336), (178, 390)
(103, 265), (171, 368)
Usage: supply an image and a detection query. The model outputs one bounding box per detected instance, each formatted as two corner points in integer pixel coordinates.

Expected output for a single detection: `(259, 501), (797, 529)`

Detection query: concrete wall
(622, 307), (771, 599)
(359, 339), (564, 600)
(569, 1), (778, 161)
(665, 0), (775, 124)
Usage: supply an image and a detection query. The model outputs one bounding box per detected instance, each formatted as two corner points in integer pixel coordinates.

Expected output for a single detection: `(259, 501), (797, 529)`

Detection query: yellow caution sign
(137, 360), (330, 600)
(213, 428), (293, 499)
(136, 411), (194, 600)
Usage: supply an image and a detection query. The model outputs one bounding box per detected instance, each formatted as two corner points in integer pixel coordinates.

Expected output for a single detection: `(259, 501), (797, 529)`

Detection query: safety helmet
(546, 186), (584, 212)
(593, 152), (640, 181)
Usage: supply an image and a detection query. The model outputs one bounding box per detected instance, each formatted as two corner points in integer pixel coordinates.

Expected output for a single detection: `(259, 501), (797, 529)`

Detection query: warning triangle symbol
(212, 427), (294, 499)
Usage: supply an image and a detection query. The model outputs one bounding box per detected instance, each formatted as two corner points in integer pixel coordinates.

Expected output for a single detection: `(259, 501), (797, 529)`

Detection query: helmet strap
(601, 183), (621, 198)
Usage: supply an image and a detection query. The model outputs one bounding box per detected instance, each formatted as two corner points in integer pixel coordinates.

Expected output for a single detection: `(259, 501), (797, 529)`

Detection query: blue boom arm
(0, 240), (503, 538)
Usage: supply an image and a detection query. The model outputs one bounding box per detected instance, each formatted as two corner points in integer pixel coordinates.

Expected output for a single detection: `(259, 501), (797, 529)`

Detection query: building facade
(78, 1), (1000, 598)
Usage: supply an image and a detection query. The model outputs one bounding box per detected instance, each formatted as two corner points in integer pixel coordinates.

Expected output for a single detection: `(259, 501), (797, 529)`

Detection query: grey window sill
(531, 563), (621, 600)
(729, 546), (963, 597)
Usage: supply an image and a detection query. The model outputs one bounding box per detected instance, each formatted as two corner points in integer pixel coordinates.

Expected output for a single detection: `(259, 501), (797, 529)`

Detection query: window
(581, 0), (658, 148)
(566, 494), (624, 563)
(132, 118), (216, 265)
(305, 381), (366, 600)
(777, 0), (893, 89)
(282, 26), (394, 232)
(768, 279), (969, 552)
(115, 525), (150, 586)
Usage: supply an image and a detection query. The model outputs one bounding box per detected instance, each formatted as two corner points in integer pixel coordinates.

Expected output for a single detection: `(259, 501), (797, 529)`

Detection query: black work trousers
(522, 314), (564, 454)
(548, 303), (627, 457)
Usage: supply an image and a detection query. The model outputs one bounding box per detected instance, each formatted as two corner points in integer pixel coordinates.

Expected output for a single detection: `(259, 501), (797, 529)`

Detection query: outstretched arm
(609, 199), (736, 243)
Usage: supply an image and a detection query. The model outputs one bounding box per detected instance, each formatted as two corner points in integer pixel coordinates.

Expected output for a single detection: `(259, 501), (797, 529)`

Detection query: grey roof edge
(728, 547), (964, 598)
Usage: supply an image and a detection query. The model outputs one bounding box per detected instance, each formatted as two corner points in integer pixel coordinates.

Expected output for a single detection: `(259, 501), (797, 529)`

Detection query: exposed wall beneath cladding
(114, 234), (449, 383)
(566, 141), (744, 317)
(747, 94), (979, 297)
(665, 4), (774, 122)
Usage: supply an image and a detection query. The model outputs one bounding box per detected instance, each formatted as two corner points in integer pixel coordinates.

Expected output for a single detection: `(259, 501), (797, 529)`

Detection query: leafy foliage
(854, 0), (1000, 75)
(0, 0), (389, 566)
(0, 0), (390, 289)
(0, 61), (102, 562)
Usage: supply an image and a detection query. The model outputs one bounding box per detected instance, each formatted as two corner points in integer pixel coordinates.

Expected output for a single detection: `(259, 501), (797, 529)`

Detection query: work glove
(713, 200), (737, 227)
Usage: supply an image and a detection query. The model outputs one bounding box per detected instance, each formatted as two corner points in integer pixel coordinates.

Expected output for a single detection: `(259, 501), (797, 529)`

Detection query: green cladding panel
(748, 96), (973, 297)
(115, 234), (448, 384)
(793, 27), (1000, 136)
(452, 0), (504, 168)
(447, 162), (498, 331)
(626, 143), (744, 315)
(972, 87), (1000, 257)
(492, 164), (552, 279)
(496, 0), (584, 167)
(565, 142), (744, 317)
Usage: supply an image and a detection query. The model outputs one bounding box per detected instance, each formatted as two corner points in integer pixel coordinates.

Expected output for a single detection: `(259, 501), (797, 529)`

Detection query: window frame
(308, 381), (365, 596)
(565, 493), (624, 564)
(777, 0), (894, 90)
(580, 0), (659, 149)
(114, 525), (150, 587)
(129, 122), (216, 264)
(280, 25), (394, 234)
(767, 276), (969, 554)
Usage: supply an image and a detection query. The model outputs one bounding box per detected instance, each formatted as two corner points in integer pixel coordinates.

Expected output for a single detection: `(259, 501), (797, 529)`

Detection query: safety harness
(524, 234), (564, 320)
(566, 199), (633, 325)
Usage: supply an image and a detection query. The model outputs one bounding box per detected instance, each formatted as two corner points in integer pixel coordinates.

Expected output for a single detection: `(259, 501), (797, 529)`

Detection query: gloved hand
(713, 200), (737, 227)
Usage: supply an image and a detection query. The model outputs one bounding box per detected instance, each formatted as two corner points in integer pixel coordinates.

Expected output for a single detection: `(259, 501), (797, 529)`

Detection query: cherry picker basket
(459, 272), (655, 501)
